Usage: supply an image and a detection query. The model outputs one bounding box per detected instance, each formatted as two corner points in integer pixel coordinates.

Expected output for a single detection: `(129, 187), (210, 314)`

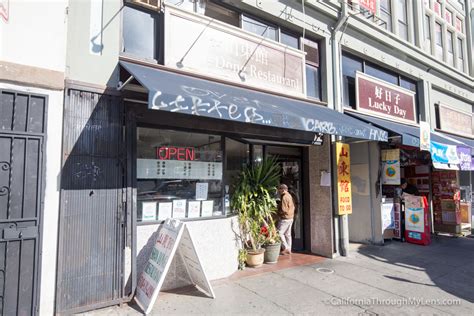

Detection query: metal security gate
(0, 90), (47, 316)
(56, 89), (125, 314)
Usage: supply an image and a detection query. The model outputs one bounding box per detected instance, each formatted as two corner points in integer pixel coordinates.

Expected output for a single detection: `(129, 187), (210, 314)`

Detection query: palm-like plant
(231, 157), (281, 252)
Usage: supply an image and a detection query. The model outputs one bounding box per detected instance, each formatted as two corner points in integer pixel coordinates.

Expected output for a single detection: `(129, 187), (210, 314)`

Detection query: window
(342, 54), (363, 108)
(445, 9), (452, 25)
(137, 128), (224, 222)
(122, 5), (158, 61)
(242, 15), (278, 41)
(302, 39), (321, 100)
(447, 31), (454, 66)
(455, 17), (463, 33)
(127, 0), (160, 9)
(365, 63), (398, 85)
(342, 52), (418, 111)
(203, 1), (239, 27)
(434, 0), (441, 16)
(380, 0), (392, 31)
(434, 22), (443, 60)
(397, 0), (408, 40)
(280, 32), (299, 49)
(424, 15), (431, 52)
(456, 38), (464, 71)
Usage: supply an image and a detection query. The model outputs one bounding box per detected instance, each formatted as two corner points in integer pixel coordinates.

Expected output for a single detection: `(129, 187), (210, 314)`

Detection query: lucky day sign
(356, 72), (416, 124)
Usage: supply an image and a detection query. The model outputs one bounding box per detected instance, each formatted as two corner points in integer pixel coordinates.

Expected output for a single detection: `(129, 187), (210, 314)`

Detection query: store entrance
(266, 146), (304, 251)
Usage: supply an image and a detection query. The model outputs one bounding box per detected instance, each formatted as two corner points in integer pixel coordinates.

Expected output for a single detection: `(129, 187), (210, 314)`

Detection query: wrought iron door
(0, 90), (47, 316)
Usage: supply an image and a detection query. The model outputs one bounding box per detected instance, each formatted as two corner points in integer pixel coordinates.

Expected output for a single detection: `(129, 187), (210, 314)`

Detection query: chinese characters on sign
(336, 143), (352, 215)
(357, 0), (376, 14)
(165, 6), (305, 97)
(438, 104), (473, 138)
(356, 72), (416, 124)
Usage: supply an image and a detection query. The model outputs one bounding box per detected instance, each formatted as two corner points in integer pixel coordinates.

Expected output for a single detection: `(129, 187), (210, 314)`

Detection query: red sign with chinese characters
(358, 0), (376, 14)
(356, 72), (416, 124)
(336, 142), (352, 215)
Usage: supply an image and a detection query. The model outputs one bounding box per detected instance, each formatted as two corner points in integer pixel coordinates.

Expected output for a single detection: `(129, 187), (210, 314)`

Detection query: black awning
(346, 112), (419, 147)
(120, 61), (388, 142)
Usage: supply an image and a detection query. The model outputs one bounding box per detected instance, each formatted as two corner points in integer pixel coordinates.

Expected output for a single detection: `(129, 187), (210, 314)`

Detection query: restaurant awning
(119, 61), (388, 142)
(345, 111), (419, 147)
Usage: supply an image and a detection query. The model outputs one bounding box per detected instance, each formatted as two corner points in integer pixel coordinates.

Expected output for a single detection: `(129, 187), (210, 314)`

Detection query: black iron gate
(0, 90), (47, 316)
(56, 89), (125, 314)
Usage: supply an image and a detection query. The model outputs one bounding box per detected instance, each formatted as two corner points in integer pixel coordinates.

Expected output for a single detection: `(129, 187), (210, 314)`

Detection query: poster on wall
(158, 202), (173, 221)
(142, 202), (157, 222)
(405, 208), (425, 233)
(419, 121), (431, 151)
(336, 142), (352, 215)
(381, 201), (395, 232)
(135, 219), (215, 314)
(381, 149), (400, 185)
(457, 146), (472, 171)
(172, 199), (187, 218)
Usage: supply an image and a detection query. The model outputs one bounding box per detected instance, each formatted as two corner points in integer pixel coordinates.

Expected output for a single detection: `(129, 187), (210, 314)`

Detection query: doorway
(266, 146), (304, 251)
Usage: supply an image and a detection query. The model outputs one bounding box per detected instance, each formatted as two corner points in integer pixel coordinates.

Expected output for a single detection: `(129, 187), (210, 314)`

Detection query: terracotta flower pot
(246, 248), (265, 267)
(263, 242), (281, 264)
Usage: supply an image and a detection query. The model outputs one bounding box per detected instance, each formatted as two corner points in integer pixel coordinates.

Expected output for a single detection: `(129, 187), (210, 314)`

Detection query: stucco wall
(65, 0), (121, 87)
(131, 216), (240, 291)
(0, 0), (67, 72)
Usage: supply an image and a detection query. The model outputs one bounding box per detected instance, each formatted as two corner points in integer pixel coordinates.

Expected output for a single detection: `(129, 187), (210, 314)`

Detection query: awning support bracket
(117, 75), (134, 91)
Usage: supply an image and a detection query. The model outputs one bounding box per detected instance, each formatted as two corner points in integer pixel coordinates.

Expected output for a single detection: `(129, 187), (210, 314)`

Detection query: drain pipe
(331, 2), (349, 256)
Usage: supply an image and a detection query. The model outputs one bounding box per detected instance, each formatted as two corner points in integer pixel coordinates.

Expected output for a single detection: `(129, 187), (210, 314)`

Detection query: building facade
(0, 0), (472, 314)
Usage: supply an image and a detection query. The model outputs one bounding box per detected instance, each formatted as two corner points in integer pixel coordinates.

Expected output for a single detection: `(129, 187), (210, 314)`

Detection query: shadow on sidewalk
(356, 235), (474, 303)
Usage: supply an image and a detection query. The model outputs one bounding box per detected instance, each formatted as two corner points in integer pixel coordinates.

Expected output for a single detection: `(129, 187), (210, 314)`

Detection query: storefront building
(54, 0), (388, 314)
(336, 1), (473, 245)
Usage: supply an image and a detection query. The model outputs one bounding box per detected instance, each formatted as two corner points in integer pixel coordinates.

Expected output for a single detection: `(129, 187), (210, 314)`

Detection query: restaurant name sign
(356, 72), (416, 124)
(438, 104), (473, 138)
(164, 5), (305, 97)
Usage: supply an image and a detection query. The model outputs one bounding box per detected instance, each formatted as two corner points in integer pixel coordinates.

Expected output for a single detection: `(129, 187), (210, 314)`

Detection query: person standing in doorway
(277, 184), (295, 255)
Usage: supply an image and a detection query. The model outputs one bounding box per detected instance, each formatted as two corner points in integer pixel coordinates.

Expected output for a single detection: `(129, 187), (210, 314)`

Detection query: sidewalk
(84, 235), (474, 315)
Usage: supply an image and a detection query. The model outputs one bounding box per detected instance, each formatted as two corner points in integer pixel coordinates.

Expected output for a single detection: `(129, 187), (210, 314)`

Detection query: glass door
(266, 146), (304, 251)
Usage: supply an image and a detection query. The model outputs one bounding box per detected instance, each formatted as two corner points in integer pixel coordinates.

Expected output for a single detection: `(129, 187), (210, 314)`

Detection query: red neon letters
(157, 146), (195, 161)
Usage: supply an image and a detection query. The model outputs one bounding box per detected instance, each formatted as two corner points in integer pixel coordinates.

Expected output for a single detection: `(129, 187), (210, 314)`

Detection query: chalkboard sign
(135, 219), (215, 314)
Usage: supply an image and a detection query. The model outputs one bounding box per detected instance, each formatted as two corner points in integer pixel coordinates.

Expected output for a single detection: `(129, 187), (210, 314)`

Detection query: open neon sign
(157, 146), (196, 161)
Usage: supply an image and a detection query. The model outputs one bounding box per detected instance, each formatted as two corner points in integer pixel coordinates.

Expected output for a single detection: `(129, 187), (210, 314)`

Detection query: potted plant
(261, 224), (282, 264)
(231, 157), (281, 267)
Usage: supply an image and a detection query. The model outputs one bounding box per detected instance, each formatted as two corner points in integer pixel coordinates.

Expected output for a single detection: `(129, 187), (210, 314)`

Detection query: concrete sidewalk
(84, 235), (474, 315)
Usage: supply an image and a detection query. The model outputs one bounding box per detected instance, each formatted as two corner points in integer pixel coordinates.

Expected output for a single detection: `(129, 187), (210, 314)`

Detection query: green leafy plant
(238, 248), (247, 270)
(231, 157), (281, 252)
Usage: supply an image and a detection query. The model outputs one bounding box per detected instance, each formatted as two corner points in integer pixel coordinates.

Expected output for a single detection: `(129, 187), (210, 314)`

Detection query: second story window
(242, 15), (278, 41)
(397, 0), (408, 41)
(424, 14), (431, 52)
(456, 38), (464, 72)
(447, 31), (454, 66)
(302, 39), (321, 100)
(434, 22), (443, 60)
(380, 0), (392, 31)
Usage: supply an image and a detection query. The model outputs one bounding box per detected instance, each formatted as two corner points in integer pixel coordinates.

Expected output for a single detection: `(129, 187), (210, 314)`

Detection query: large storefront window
(137, 128), (224, 222)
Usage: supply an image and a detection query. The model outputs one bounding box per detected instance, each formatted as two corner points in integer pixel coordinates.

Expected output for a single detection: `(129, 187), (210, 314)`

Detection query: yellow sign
(336, 143), (352, 215)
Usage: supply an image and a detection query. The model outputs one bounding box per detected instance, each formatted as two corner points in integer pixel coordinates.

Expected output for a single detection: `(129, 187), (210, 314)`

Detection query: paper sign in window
(158, 202), (172, 221)
(201, 200), (214, 217)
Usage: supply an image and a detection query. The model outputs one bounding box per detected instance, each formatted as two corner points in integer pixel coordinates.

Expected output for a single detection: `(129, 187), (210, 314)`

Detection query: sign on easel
(135, 219), (215, 314)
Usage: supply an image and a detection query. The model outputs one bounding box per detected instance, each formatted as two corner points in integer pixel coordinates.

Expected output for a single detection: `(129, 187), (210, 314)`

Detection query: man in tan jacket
(277, 184), (295, 255)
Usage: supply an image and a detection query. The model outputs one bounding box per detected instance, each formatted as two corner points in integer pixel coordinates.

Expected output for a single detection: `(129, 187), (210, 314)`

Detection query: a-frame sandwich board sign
(135, 219), (215, 314)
